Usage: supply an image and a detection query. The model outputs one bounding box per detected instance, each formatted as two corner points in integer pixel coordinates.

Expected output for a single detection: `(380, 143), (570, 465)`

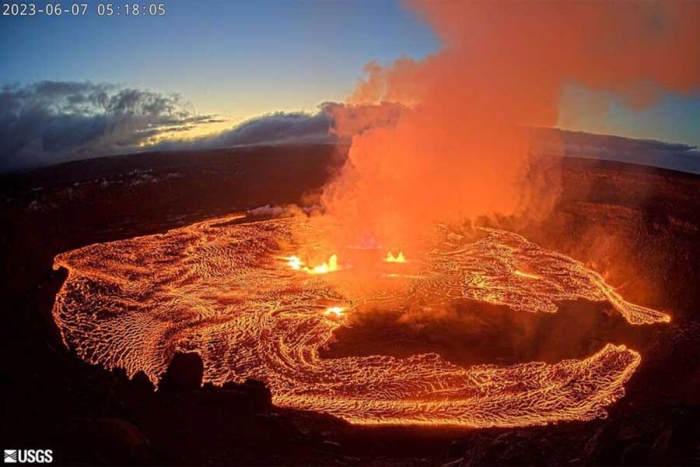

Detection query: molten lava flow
(52, 214), (669, 427)
(284, 255), (303, 271)
(308, 254), (339, 275)
(324, 306), (345, 317)
(385, 251), (406, 263)
(282, 254), (340, 275)
(514, 270), (541, 280)
(424, 227), (670, 325)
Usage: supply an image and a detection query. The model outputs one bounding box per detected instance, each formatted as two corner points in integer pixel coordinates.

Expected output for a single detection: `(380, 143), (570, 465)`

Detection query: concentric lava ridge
(52, 213), (669, 427)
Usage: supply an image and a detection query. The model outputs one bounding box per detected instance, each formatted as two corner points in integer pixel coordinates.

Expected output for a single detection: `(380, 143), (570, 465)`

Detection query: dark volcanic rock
(242, 378), (273, 413)
(131, 370), (155, 393)
(320, 440), (343, 455)
(446, 439), (467, 459)
(621, 442), (649, 465)
(92, 418), (151, 464)
(199, 382), (256, 417)
(64, 417), (151, 464)
(582, 408), (700, 466)
(252, 412), (304, 446)
(650, 417), (700, 464)
(157, 352), (204, 393)
(441, 458), (465, 467)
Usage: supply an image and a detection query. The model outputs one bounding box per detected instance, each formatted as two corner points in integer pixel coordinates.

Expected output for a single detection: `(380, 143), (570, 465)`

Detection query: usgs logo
(4, 450), (53, 464)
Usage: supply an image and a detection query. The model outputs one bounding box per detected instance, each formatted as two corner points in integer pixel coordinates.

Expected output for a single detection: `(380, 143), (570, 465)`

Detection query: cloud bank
(0, 86), (405, 172)
(153, 105), (337, 152)
(152, 101), (403, 152)
(1, 80), (697, 176)
(0, 81), (220, 171)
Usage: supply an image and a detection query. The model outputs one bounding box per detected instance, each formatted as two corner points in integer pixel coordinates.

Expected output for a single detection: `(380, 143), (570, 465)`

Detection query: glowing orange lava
(52, 214), (669, 427)
(324, 306), (345, 317)
(282, 254), (339, 274)
(514, 270), (541, 280)
(284, 255), (303, 270)
(308, 254), (339, 275)
(385, 251), (406, 263)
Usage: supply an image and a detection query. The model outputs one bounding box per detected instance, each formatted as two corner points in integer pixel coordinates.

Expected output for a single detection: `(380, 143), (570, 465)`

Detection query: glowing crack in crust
(52, 214), (669, 427)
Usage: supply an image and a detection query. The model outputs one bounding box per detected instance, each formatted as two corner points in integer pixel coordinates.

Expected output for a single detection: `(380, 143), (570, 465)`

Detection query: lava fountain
(52, 213), (669, 427)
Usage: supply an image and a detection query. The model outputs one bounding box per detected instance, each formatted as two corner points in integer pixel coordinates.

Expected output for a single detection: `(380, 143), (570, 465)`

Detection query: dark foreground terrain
(1, 144), (699, 466)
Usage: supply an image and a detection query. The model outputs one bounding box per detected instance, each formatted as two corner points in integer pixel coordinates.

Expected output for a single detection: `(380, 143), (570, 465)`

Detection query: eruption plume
(321, 1), (700, 248)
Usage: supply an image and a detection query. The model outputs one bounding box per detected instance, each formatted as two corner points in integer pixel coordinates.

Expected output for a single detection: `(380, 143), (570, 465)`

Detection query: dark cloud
(0, 81), (217, 171)
(155, 107), (336, 152)
(153, 101), (405, 153)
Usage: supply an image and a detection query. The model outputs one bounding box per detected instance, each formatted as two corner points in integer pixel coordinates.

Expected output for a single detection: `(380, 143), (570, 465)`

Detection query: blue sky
(0, 0), (698, 147)
(0, 1), (439, 121)
(559, 84), (700, 148)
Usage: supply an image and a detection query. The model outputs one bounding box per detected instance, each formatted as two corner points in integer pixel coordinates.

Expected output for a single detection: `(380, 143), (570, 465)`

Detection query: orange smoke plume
(321, 1), (700, 248)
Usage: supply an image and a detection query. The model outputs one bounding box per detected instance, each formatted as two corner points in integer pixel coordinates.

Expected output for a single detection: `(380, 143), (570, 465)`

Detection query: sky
(0, 0), (698, 170)
(0, 0), (439, 125)
(559, 84), (700, 149)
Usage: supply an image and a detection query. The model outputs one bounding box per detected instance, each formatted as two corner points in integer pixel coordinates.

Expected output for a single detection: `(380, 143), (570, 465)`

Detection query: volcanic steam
(321, 1), (700, 249)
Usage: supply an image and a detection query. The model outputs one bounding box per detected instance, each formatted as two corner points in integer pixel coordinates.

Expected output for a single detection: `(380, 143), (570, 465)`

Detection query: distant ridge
(531, 128), (700, 175)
